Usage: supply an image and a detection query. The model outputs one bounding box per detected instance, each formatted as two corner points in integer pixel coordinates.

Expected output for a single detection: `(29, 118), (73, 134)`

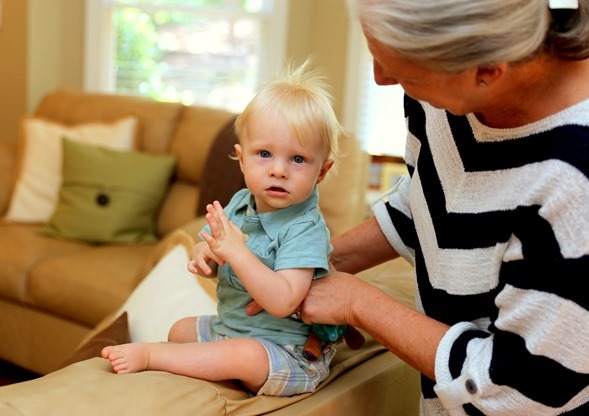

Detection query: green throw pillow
(41, 138), (177, 244)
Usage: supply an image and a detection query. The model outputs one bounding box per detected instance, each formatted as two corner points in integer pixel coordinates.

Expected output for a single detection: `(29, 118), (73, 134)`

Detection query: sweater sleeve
(373, 174), (416, 265)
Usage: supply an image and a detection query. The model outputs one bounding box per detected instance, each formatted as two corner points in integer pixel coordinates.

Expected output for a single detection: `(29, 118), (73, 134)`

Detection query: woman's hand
(299, 268), (363, 326)
(245, 266), (365, 327)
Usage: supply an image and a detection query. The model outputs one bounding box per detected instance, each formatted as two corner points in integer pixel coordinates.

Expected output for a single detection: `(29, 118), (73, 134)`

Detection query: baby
(102, 59), (343, 396)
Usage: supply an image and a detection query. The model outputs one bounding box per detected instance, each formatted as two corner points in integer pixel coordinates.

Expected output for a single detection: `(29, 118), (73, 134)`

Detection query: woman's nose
(373, 59), (398, 86)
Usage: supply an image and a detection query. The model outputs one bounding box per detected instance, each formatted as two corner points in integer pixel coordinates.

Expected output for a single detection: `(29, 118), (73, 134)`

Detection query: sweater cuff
(433, 322), (482, 410)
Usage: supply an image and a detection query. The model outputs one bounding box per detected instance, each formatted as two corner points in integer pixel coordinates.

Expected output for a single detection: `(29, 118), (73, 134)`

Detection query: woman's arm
(330, 216), (400, 274)
(301, 270), (449, 381)
(320, 214), (450, 377)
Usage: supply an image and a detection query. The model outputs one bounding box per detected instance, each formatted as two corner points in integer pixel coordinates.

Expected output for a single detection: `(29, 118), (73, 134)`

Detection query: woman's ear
(316, 159), (334, 184)
(475, 63), (508, 87)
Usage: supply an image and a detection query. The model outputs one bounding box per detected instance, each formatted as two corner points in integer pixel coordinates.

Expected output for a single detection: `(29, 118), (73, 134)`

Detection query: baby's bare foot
(101, 343), (150, 374)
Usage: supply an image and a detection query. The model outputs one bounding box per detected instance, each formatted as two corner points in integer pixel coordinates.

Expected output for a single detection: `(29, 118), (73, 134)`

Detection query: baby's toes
(112, 361), (131, 374)
(101, 346), (114, 359)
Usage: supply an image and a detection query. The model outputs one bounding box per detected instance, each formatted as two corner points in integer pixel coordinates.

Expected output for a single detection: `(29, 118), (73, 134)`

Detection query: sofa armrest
(0, 140), (17, 217)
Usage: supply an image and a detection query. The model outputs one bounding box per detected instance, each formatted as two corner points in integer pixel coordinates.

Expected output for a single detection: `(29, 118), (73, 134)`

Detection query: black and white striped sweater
(373, 96), (589, 416)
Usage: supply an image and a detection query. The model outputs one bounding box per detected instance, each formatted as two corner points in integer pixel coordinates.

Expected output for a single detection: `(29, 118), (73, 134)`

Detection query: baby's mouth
(267, 186), (288, 194)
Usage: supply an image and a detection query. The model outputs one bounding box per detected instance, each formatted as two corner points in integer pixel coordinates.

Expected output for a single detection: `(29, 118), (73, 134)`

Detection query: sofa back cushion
(168, 104), (236, 185)
(318, 133), (370, 237)
(155, 105), (237, 236)
(34, 89), (183, 154)
(195, 116), (246, 216)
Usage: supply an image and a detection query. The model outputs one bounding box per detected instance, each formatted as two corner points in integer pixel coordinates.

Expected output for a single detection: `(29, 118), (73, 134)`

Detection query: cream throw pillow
(116, 243), (218, 343)
(4, 115), (138, 223)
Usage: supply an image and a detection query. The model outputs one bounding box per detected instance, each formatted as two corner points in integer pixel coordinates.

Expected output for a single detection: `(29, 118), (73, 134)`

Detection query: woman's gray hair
(356, 0), (589, 72)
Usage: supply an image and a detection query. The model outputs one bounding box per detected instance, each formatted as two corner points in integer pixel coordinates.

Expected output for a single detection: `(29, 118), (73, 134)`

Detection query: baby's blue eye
(260, 150), (271, 158)
(293, 155), (305, 163)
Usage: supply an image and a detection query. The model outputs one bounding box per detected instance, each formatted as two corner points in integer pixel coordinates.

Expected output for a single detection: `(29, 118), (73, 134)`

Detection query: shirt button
(465, 379), (477, 394)
(244, 234), (249, 241)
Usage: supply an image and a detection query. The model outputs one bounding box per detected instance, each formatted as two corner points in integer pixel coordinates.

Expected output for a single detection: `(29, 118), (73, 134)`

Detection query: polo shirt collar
(235, 187), (319, 239)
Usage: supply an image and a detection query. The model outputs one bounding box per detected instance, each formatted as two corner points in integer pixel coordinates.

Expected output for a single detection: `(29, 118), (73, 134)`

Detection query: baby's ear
(234, 144), (244, 171)
(316, 159), (334, 184)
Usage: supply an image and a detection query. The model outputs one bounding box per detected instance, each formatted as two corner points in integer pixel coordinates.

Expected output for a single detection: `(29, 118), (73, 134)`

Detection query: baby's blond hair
(235, 59), (341, 162)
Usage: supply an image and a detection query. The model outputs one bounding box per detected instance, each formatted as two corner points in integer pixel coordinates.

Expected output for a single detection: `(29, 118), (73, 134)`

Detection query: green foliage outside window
(114, 8), (164, 98)
(112, 0), (264, 104)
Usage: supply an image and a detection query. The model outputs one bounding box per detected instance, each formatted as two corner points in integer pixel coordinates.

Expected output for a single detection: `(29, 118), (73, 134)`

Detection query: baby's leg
(168, 316), (198, 342)
(102, 338), (269, 393)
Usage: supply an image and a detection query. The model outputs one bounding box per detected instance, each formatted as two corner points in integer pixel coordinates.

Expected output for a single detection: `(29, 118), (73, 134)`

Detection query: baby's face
(234, 116), (332, 213)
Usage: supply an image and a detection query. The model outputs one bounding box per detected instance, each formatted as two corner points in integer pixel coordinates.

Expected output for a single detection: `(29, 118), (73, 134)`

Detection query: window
(85, 0), (288, 113)
(343, 9), (407, 158)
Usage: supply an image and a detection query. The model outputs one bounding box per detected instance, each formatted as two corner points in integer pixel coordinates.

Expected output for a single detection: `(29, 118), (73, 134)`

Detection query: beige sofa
(0, 89), (420, 415)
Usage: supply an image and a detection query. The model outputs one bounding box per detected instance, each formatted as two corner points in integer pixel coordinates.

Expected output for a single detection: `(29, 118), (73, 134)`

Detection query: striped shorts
(196, 315), (336, 396)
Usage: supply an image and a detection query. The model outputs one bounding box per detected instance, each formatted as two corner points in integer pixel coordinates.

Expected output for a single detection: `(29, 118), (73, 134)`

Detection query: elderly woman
(299, 0), (589, 414)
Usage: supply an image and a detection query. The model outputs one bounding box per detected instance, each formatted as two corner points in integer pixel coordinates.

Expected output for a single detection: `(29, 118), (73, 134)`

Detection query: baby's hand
(201, 201), (246, 260)
(187, 241), (223, 277)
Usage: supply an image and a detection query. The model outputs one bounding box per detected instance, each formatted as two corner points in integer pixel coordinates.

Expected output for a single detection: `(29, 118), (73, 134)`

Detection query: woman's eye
(259, 151), (271, 158)
(293, 155), (305, 164)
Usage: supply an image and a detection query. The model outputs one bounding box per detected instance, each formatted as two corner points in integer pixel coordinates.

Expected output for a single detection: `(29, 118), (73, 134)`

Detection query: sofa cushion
(169, 105), (236, 184)
(0, 224), (88, 303)
(156, 181), (201, 237)
(28, 244), (155, 327)
(4, 115), (138, 224)
(34, 89), (184, 154)
(196, 116), (246, 216)
(0, 140), (17, 217)
(0, 338), (421, 416)
(40, 139), (176, 244)
(317, 133), (369, 237)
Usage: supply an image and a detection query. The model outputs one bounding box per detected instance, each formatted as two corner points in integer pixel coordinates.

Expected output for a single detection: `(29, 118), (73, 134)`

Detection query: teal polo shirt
(203, 187), (331, 346)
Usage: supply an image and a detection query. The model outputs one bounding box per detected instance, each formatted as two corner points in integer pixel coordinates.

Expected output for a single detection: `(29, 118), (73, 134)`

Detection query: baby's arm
(202, 201), (313, 317)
